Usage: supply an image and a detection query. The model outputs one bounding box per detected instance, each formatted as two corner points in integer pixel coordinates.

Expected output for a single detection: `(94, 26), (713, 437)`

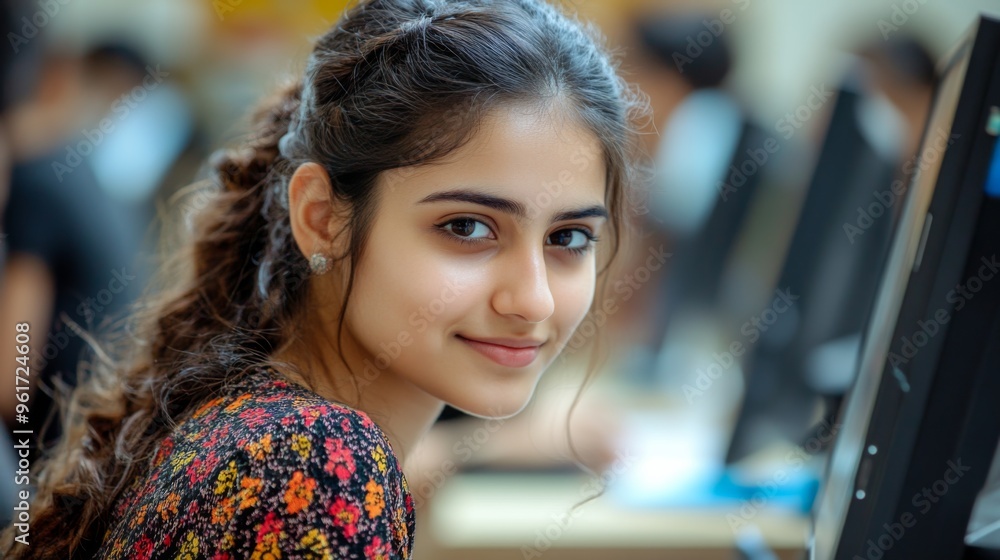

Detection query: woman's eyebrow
(416, 188), (608, 224)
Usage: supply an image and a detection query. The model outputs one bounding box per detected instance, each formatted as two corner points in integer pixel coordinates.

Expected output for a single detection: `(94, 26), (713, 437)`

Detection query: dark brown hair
(0, 0), (649, 556)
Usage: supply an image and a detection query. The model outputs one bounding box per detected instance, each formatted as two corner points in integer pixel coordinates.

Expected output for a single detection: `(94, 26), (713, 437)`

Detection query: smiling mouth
(456, 334), (543, 368)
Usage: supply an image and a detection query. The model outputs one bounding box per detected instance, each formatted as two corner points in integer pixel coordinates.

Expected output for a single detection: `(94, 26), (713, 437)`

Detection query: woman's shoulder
(172, 365), (410, 497)
(100, 365), (414, 559)
(180, 365), (397, 459)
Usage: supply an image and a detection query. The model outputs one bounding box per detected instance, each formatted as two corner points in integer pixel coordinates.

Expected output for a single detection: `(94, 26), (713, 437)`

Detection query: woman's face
(342, 103), (608, 419)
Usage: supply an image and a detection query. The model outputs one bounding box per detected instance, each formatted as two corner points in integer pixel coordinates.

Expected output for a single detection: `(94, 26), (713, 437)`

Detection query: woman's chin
(443, 391), (533, 420)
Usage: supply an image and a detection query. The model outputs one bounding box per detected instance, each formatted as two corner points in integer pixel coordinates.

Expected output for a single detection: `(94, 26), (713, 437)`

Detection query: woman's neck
(271, 328), (445, 469)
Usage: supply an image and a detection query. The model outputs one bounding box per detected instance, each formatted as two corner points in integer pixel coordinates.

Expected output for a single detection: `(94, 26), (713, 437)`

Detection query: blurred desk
(413, 472), (809, 560)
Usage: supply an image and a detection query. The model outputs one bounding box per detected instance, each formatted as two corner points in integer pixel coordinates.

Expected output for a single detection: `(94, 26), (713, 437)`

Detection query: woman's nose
(491, 246), (555, 323)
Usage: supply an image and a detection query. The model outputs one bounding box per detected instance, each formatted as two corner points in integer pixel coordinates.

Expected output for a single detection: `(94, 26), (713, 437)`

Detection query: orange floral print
(212, 496), (236, 526)
(156, 492), (180, 521)
(247, 433), (273, 461)
(364, 478), (385, 519)
(284, 471), (317, 515)
(238, 476), (263, 510)
(224, 393), (252, 413)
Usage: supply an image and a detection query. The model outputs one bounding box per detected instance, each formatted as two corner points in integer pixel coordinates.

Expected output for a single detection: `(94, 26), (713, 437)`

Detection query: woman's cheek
(400, 263), (480, 335)
(554, 271), (596, 335)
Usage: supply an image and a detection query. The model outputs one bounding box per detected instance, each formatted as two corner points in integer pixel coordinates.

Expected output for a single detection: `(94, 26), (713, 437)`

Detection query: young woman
(0, 0), (647, 557)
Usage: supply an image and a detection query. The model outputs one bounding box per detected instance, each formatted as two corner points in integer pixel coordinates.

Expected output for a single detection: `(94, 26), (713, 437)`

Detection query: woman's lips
(457, 335), (542, 368)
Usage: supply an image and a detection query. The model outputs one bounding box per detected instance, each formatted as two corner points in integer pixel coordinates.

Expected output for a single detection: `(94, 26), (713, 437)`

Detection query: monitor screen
(809, 36), (972, 560)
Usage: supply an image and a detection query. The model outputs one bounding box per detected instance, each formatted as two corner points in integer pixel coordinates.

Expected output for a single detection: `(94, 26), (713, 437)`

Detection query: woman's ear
(287, 162), (349, 261)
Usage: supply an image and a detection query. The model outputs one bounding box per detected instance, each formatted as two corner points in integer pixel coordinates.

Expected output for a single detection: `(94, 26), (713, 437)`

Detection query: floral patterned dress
(94, 365), (415, 559)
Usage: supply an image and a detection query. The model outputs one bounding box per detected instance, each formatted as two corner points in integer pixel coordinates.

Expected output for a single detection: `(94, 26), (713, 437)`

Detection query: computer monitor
(724, 71), (903, 465)
(811, 14), (1000, 560)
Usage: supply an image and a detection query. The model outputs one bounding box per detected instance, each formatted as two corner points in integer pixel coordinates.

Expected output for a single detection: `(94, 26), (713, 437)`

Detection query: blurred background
(1, 0), (999, 558)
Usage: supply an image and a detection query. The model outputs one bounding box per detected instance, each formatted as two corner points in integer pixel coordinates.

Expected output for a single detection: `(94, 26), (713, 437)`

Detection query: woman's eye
(436, 219), (597, 255)
(549, 229), (594, 251)
(442, 218), (493, 240)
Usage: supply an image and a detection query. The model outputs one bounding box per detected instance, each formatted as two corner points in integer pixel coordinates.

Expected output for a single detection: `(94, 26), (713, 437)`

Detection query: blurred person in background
(0, 0), (68, 528)
(611, 10), (778, 391)
(0, 40), (150, 468)
(84, 42), (197, 235)
(0, 1), (37, 526)
(634, 11), (744, 240)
